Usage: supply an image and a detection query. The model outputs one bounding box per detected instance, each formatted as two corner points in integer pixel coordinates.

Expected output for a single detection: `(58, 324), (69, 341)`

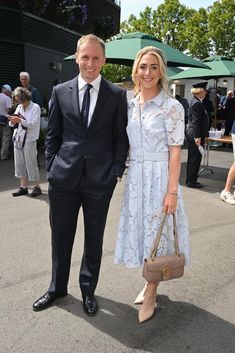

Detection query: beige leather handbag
(142, 213), (185, 283)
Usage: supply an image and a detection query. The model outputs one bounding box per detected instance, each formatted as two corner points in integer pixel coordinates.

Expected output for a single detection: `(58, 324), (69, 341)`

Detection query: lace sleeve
(164, 100), (185, 145)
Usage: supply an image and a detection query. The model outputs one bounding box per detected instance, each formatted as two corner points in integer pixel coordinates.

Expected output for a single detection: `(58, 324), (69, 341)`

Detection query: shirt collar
(78, 74), (101, 92)
(131, 89), (165, 107)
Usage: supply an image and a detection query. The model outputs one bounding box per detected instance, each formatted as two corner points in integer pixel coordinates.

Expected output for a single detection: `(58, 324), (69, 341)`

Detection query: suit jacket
(224, 97), (235, 122)
(187, 95), (209, 139)
(45, 76), (129, 191)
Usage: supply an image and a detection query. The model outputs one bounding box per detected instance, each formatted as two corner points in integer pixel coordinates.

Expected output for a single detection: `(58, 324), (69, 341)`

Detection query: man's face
(20, 75), (29, 88)
(75, 41), (106, 83)
(198, 89), (206, 100)
(2, 88), (10, 97)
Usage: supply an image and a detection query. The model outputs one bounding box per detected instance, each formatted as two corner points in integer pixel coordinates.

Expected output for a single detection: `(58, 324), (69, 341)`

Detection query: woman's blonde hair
(191, 87), (205, 95)
(131, 46), (169, 96)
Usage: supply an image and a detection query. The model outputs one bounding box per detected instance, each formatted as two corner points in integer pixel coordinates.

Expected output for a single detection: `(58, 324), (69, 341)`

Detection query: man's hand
(194, 137), (201, 146)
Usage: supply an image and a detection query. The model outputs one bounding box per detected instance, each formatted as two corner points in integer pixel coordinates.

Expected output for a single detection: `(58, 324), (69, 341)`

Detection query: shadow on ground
(56, 294), (235, 353)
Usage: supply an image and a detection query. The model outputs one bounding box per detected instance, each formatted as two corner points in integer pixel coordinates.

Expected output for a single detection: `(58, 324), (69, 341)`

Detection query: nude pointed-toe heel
(138, 294), (157, 323)
(134, 283), (148, 305)
(138, 282), (158, 323)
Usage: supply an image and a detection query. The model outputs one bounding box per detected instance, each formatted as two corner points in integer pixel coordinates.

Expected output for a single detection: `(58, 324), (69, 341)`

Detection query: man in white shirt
(0, 84), (12, 160)
(33, 34), (129, 316)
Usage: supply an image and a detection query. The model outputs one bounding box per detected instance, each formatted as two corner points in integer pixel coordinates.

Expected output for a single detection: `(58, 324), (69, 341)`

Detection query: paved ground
(1, 147), (235, 353)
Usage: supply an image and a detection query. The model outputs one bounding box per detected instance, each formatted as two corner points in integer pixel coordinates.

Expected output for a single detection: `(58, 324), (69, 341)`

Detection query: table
(198, 136), (232, 176)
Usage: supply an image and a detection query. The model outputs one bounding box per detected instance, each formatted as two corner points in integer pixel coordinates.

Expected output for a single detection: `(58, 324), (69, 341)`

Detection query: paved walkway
(1, 148), (235, 353)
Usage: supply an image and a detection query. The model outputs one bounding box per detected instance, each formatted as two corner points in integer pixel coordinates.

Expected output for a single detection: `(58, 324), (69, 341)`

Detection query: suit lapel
(88, 78), (110, 129)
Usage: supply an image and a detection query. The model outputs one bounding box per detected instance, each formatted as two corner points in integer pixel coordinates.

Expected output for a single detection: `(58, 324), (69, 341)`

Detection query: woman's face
(137, 53), (161, 94)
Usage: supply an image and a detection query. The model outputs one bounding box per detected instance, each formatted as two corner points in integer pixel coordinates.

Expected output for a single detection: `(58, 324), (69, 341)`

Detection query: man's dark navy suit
(185, 95), (209, 185)
(45, 76), (129, 297)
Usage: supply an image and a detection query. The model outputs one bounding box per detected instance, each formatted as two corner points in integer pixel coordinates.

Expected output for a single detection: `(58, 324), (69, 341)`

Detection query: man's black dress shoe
(33, 292), (67, 311)
(82, 295), (98, 316)
(186, 182), (203, 189)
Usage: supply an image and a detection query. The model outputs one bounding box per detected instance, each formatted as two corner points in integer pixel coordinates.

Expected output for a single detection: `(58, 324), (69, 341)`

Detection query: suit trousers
(186, 133), (202, 185)
(48, 166), (117, 297)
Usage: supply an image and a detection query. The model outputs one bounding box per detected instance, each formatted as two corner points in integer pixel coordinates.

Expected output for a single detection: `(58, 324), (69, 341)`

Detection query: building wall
(24, 45), (78, 107)
(0, 6), (80, 106)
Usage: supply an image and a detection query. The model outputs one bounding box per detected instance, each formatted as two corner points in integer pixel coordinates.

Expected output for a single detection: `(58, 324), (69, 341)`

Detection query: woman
(114, 47), (190, 323)
(9, 87), (42, 197)
(220, 119), (235, 204)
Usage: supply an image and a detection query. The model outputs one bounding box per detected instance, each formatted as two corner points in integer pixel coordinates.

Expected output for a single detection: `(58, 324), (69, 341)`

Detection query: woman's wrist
(166, 191), (178, 196)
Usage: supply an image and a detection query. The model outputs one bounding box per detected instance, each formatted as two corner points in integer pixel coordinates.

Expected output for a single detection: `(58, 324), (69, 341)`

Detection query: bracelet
(167, 192), (178, 196)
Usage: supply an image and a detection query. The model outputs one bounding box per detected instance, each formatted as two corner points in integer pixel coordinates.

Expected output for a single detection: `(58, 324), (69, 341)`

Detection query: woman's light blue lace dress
(114, 90), (191, 268)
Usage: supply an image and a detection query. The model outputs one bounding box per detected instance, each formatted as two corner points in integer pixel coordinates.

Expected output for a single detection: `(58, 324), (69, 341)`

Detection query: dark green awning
(170, 56), (235, 80)
(64, 32), (209, 69)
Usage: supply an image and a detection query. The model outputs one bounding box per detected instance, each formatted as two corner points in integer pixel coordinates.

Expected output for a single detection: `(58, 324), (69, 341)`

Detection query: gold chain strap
(150, 213), (180, 261)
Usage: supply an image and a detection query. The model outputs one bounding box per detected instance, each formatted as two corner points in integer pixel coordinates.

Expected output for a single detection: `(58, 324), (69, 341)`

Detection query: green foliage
(208, 0), (235, 58)
(121, 7), (156, 36)
(153, 0), (193, 52)
(101, 64), (132, 83)
(120, 0), (235, 60)
(183, 8), (210, 59)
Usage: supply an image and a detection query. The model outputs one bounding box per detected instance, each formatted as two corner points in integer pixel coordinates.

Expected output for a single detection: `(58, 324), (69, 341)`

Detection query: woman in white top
(9, 87), (42, 197)
(114, 47), (190, 323)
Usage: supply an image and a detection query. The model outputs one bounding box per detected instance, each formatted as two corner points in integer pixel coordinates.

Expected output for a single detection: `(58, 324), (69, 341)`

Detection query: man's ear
(75, 52), (79, 65)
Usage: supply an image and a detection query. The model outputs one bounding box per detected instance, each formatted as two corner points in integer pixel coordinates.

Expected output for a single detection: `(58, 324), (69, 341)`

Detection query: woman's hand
(8, 115), (21, 125)
(162, 192), (178, 214)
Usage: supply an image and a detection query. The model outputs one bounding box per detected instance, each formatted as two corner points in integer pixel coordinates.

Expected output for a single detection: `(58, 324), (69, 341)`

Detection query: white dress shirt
(78, 74), (101, 126)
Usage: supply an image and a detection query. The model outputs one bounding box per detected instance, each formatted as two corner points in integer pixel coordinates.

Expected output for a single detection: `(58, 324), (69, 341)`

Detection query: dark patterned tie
(81, 83), (93, 127)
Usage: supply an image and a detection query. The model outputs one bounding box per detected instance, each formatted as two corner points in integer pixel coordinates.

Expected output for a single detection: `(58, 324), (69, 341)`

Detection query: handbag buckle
(162, 266), (172, 281)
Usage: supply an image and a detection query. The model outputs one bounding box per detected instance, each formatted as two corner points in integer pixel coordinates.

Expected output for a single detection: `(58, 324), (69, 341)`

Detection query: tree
(183, 8), (210, 59)
(208, 0), (235, 58)
(101, 64), (132, 83)
(120, 0), (234, 59)
(121, 7), (156, 35)
(153, 0), (193, 52)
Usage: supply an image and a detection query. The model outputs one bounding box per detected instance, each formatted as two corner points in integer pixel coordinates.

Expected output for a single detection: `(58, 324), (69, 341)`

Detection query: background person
(220, 120), (235, 205)
(33, 34), (128, 316)
(203, 89), (214, 131)
(0, 84), (12, 160)
(8, 87), (41, 197)
(19, 71), (43, 108)
(114, 46), (190, 323)
(224, 90), (235, 136)
(175, 94), (189, 131)
(185, 82), (209, 188)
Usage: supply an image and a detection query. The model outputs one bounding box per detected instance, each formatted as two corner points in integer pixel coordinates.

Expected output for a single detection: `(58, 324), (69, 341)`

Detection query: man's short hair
(19, 71), (30, 79)
(76, 34), (105, 56)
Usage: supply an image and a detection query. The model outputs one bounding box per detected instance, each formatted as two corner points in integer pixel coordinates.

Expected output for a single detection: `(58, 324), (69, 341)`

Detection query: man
(19, 71), (43, 108)
(185, 82), (209, 188)
(203, 89), (214, 131)
(224, 90), (235, 136)
(175, 94), (189, 131)
(33, 34), (129, 315)
(0, 84), (12, 160)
